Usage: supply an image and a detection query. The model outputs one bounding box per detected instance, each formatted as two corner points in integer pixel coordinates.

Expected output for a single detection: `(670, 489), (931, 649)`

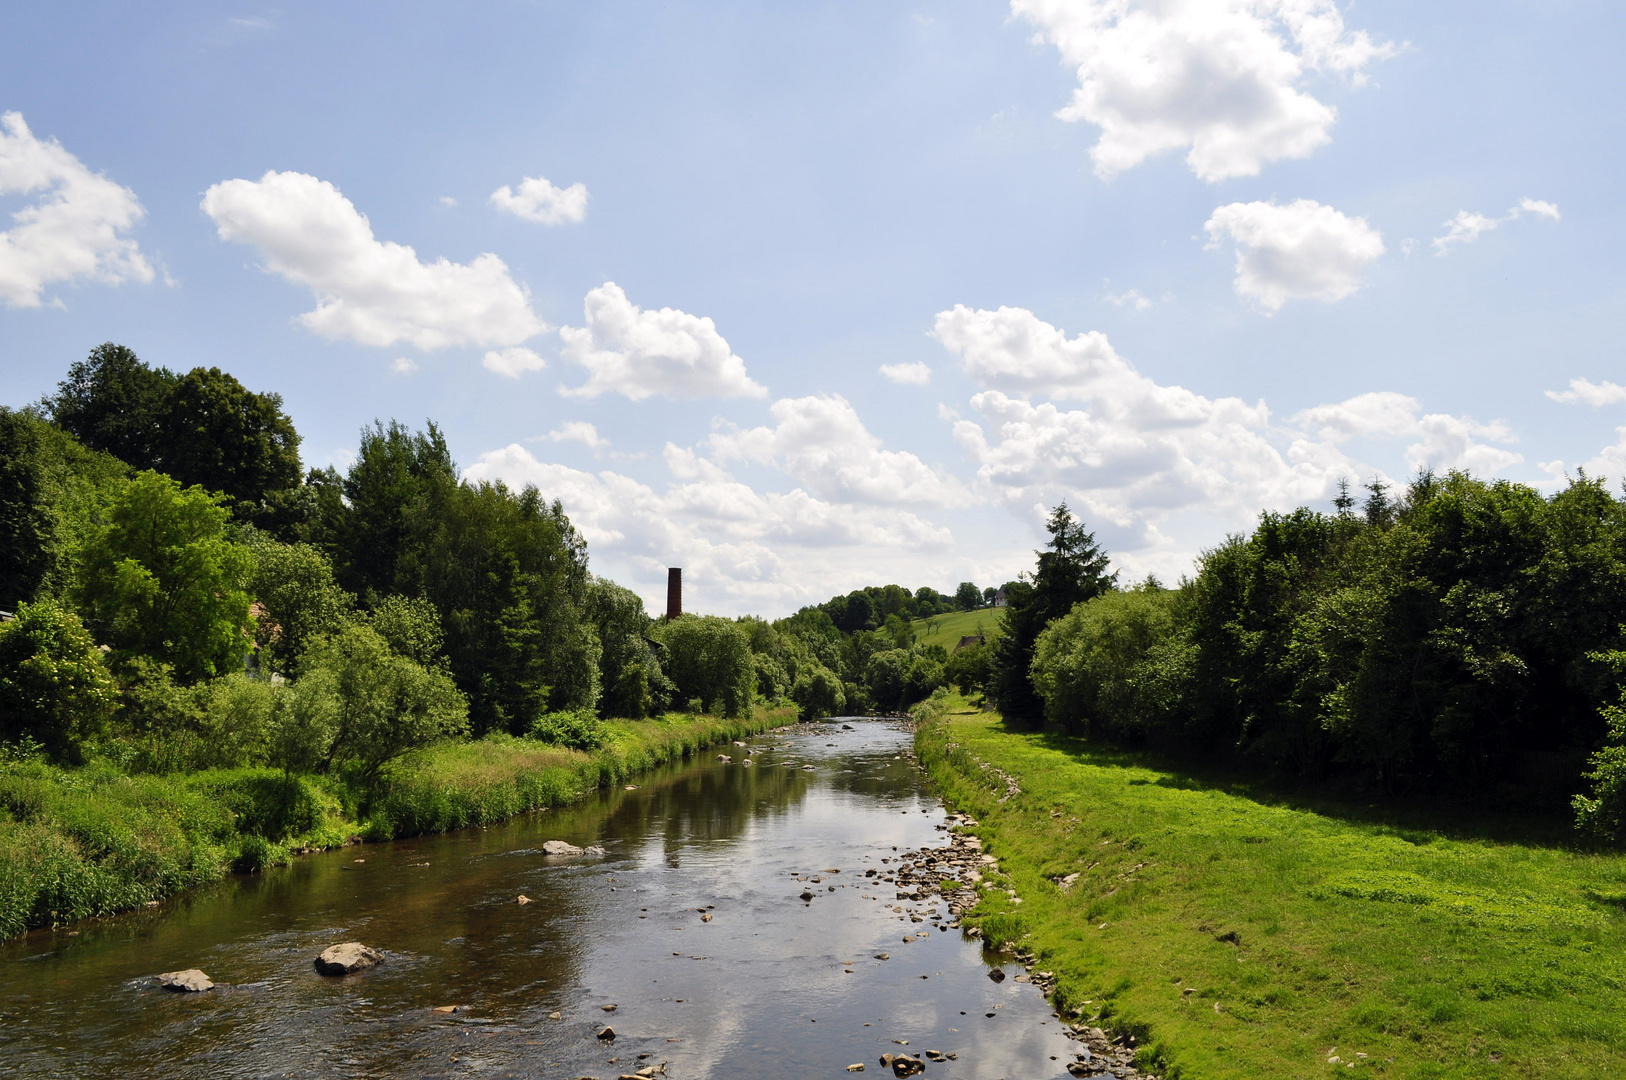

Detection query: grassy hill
(911, 607), (1002, 652)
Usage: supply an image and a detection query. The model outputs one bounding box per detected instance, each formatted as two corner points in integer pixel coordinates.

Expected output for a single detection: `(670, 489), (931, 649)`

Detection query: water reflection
(0, 721), (1079, 1079)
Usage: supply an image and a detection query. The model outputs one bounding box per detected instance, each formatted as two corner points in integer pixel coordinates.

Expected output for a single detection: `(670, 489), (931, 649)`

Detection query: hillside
(911, 607), (1002, 652)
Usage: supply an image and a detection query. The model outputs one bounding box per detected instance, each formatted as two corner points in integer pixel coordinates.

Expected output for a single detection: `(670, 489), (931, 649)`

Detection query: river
(0, 720), (1090, 1079)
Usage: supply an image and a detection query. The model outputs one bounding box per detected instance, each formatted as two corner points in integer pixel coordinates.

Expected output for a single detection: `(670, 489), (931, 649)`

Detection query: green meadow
(911, 607), (1004, 652)
(916, 694), (1626, 1080)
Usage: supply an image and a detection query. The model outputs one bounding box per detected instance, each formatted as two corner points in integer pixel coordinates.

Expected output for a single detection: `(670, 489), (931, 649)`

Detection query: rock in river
(543, 840), (584, 857)
(314, 943), (385, 976)
(157, 969), (213, 992)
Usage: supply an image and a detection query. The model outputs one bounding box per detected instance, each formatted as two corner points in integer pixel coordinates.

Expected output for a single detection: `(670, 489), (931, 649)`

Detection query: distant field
(911, 607), (1002, 652)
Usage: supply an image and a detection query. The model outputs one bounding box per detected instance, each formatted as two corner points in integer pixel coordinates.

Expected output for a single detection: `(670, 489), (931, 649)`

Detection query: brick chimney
(665, 567), (682, 621)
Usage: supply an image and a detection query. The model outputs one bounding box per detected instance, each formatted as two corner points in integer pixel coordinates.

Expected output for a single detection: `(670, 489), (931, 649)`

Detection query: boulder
(597, 1025), (616, 1040)
(543, 840), (585, 857)
(891, 1054), (925, 1077)
(157, 969), (213, 992)
(987, 967), (1006, 983)
(314, 942), (385, 976)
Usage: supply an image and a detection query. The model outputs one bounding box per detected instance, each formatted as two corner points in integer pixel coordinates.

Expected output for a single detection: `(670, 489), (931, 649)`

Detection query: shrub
(1031, 588), (1178, 741)
(528, 708), (607, 751)
(0, 600), (119, 763)
(1575, 649), (1626, 840)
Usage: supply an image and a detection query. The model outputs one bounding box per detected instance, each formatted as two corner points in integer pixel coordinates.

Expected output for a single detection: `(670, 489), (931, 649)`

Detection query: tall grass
(1, 707), (795, 938)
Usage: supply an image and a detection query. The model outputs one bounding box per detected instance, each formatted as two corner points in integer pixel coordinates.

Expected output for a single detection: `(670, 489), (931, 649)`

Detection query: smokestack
(665, 567), (682, 621)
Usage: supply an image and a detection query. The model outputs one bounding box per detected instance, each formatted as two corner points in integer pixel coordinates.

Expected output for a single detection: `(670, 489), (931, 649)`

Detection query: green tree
(0, 599), (119, 762)
(0, 409), (53, 611)
(588, 578), (672, 719)
(883, 611), (916, 649)
(364, 594), (447, 671)
(157, 367), (301, 506)
(246, 534), (354, 675)
(73, 471), (254, 681)
(48, 342), (175, 470)
(652, 615), (755, 718)
(954, 581), (982, 610)
(989, 503), (1116, 719)
(297, 622), (468, 780)
(1032, 588), (1179, 740)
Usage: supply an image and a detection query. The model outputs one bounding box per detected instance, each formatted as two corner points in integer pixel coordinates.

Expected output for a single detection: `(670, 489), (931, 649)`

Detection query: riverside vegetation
(905, 476), (1626, 1078)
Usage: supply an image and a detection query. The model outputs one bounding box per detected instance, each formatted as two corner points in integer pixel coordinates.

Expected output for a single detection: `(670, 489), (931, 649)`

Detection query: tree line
(0, 344), (997, 780)
(981, 484), (1626, 839)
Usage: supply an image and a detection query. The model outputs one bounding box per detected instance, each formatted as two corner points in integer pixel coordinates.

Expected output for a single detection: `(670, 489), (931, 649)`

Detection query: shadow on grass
(980, 715), (1600, 852)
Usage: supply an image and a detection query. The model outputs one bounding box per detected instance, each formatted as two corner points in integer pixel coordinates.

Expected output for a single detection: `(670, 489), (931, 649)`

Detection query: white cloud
(490, 175), (588, 226)
(0, 111), (154, 308)
(201, 170), (547, 349)
(1433, 196), (1561, 255)
(482, 346), (547, 378)
(439, 196), (457, 208)
(1547, 377), (1626, 407)
(389, 357), (419, 375)
(1292, 391), (1522, 476)
(935, 304), (1520, 560)
(1103, 287), (1153, 311)
(540, 420), (609, 449)
(879, 361), (932, 385)
(557, 282), (768, 400)
(708, 394), (973, 508)
(462, 443), (955, 614)
(1013, 0), (1397, 181)
(1204, 199), (1384, 310)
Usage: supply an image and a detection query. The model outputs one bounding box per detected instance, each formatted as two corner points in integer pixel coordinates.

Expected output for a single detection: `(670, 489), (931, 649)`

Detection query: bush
(791, 665), (846, 721)
(0, 600), (119, 763)
(1575, 650), (1626, 840)
(1031, 588), (1178, 741)
(527, 708), (607, 751)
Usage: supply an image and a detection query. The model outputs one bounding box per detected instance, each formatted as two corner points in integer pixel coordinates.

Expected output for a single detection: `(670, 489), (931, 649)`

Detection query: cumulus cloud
(1204, 199), (1384, 310)
(1013, 0), (1398, 181)
(708, 394), (973, 508)
(934, 304), (1520, 559)
(879, 361), (932, 385)
(0, 111), (154, 308)
(557, 282), (767, 400)
(389, 357), (419, 375)
(482, 346), (547, 378)
(462, 442), (955, 614)
(1433, 197), (1561, 255)
(540, 421), (609, 449)
(489, 174), (588, 226)
(1293, 391), (1522, 476)
(201, 170), (547, 350)
(1547, 378), (1626, 407)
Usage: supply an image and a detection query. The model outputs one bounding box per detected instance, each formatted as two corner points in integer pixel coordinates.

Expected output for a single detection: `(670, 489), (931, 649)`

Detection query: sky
(2, 0), (1623, 617)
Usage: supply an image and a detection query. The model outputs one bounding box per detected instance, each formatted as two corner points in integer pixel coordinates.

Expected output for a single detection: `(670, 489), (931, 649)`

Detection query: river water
(0, 720), (1086, 1079)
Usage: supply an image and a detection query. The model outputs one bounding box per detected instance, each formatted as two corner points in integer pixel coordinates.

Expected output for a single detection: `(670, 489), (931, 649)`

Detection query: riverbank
(0, 707), (795, 939)
(913, 693), (1626, 1080)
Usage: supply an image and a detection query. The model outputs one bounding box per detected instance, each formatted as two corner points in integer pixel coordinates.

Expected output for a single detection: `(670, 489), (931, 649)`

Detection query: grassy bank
(914, 693), (1626, 1080)
(0, 706), (794, 939)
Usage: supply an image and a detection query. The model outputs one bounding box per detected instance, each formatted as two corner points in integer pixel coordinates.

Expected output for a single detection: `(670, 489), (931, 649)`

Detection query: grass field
(911, 607), (1003, 652)
(914, 693), (1626, 1080)
(0, 707), (795, 938)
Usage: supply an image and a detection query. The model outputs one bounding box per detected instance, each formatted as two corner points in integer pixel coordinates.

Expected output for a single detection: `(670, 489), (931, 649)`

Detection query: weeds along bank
(0, 708), (792, 940)
(913, 693), (1626, 1080)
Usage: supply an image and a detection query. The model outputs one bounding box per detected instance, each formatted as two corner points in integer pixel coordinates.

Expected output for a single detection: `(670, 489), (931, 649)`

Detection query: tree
(1032, 589), (1179, 740)
(955, 581), (982, 611)
(158, 366), (301, 506)
(989, 503), (1116, 719)
(48, 343), (175, 470)
(296, 622), (468, 780)
(73, 471), (254, 681)
(588, 578), (672, 719)
(246, 534), (354, 675)
(883, 612), (916, 649)
(0, 409), (53, 611)
(331, 420), (458, 598)
(652, 615), (755, 717)
(0, 600), (119, 762)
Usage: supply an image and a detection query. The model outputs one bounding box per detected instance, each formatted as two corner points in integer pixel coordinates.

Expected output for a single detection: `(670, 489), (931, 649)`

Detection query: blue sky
(3, 0), (1622, 616)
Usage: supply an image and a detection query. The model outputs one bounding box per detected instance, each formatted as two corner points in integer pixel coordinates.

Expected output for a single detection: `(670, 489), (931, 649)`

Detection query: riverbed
(0, 720), (1089, 1079)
